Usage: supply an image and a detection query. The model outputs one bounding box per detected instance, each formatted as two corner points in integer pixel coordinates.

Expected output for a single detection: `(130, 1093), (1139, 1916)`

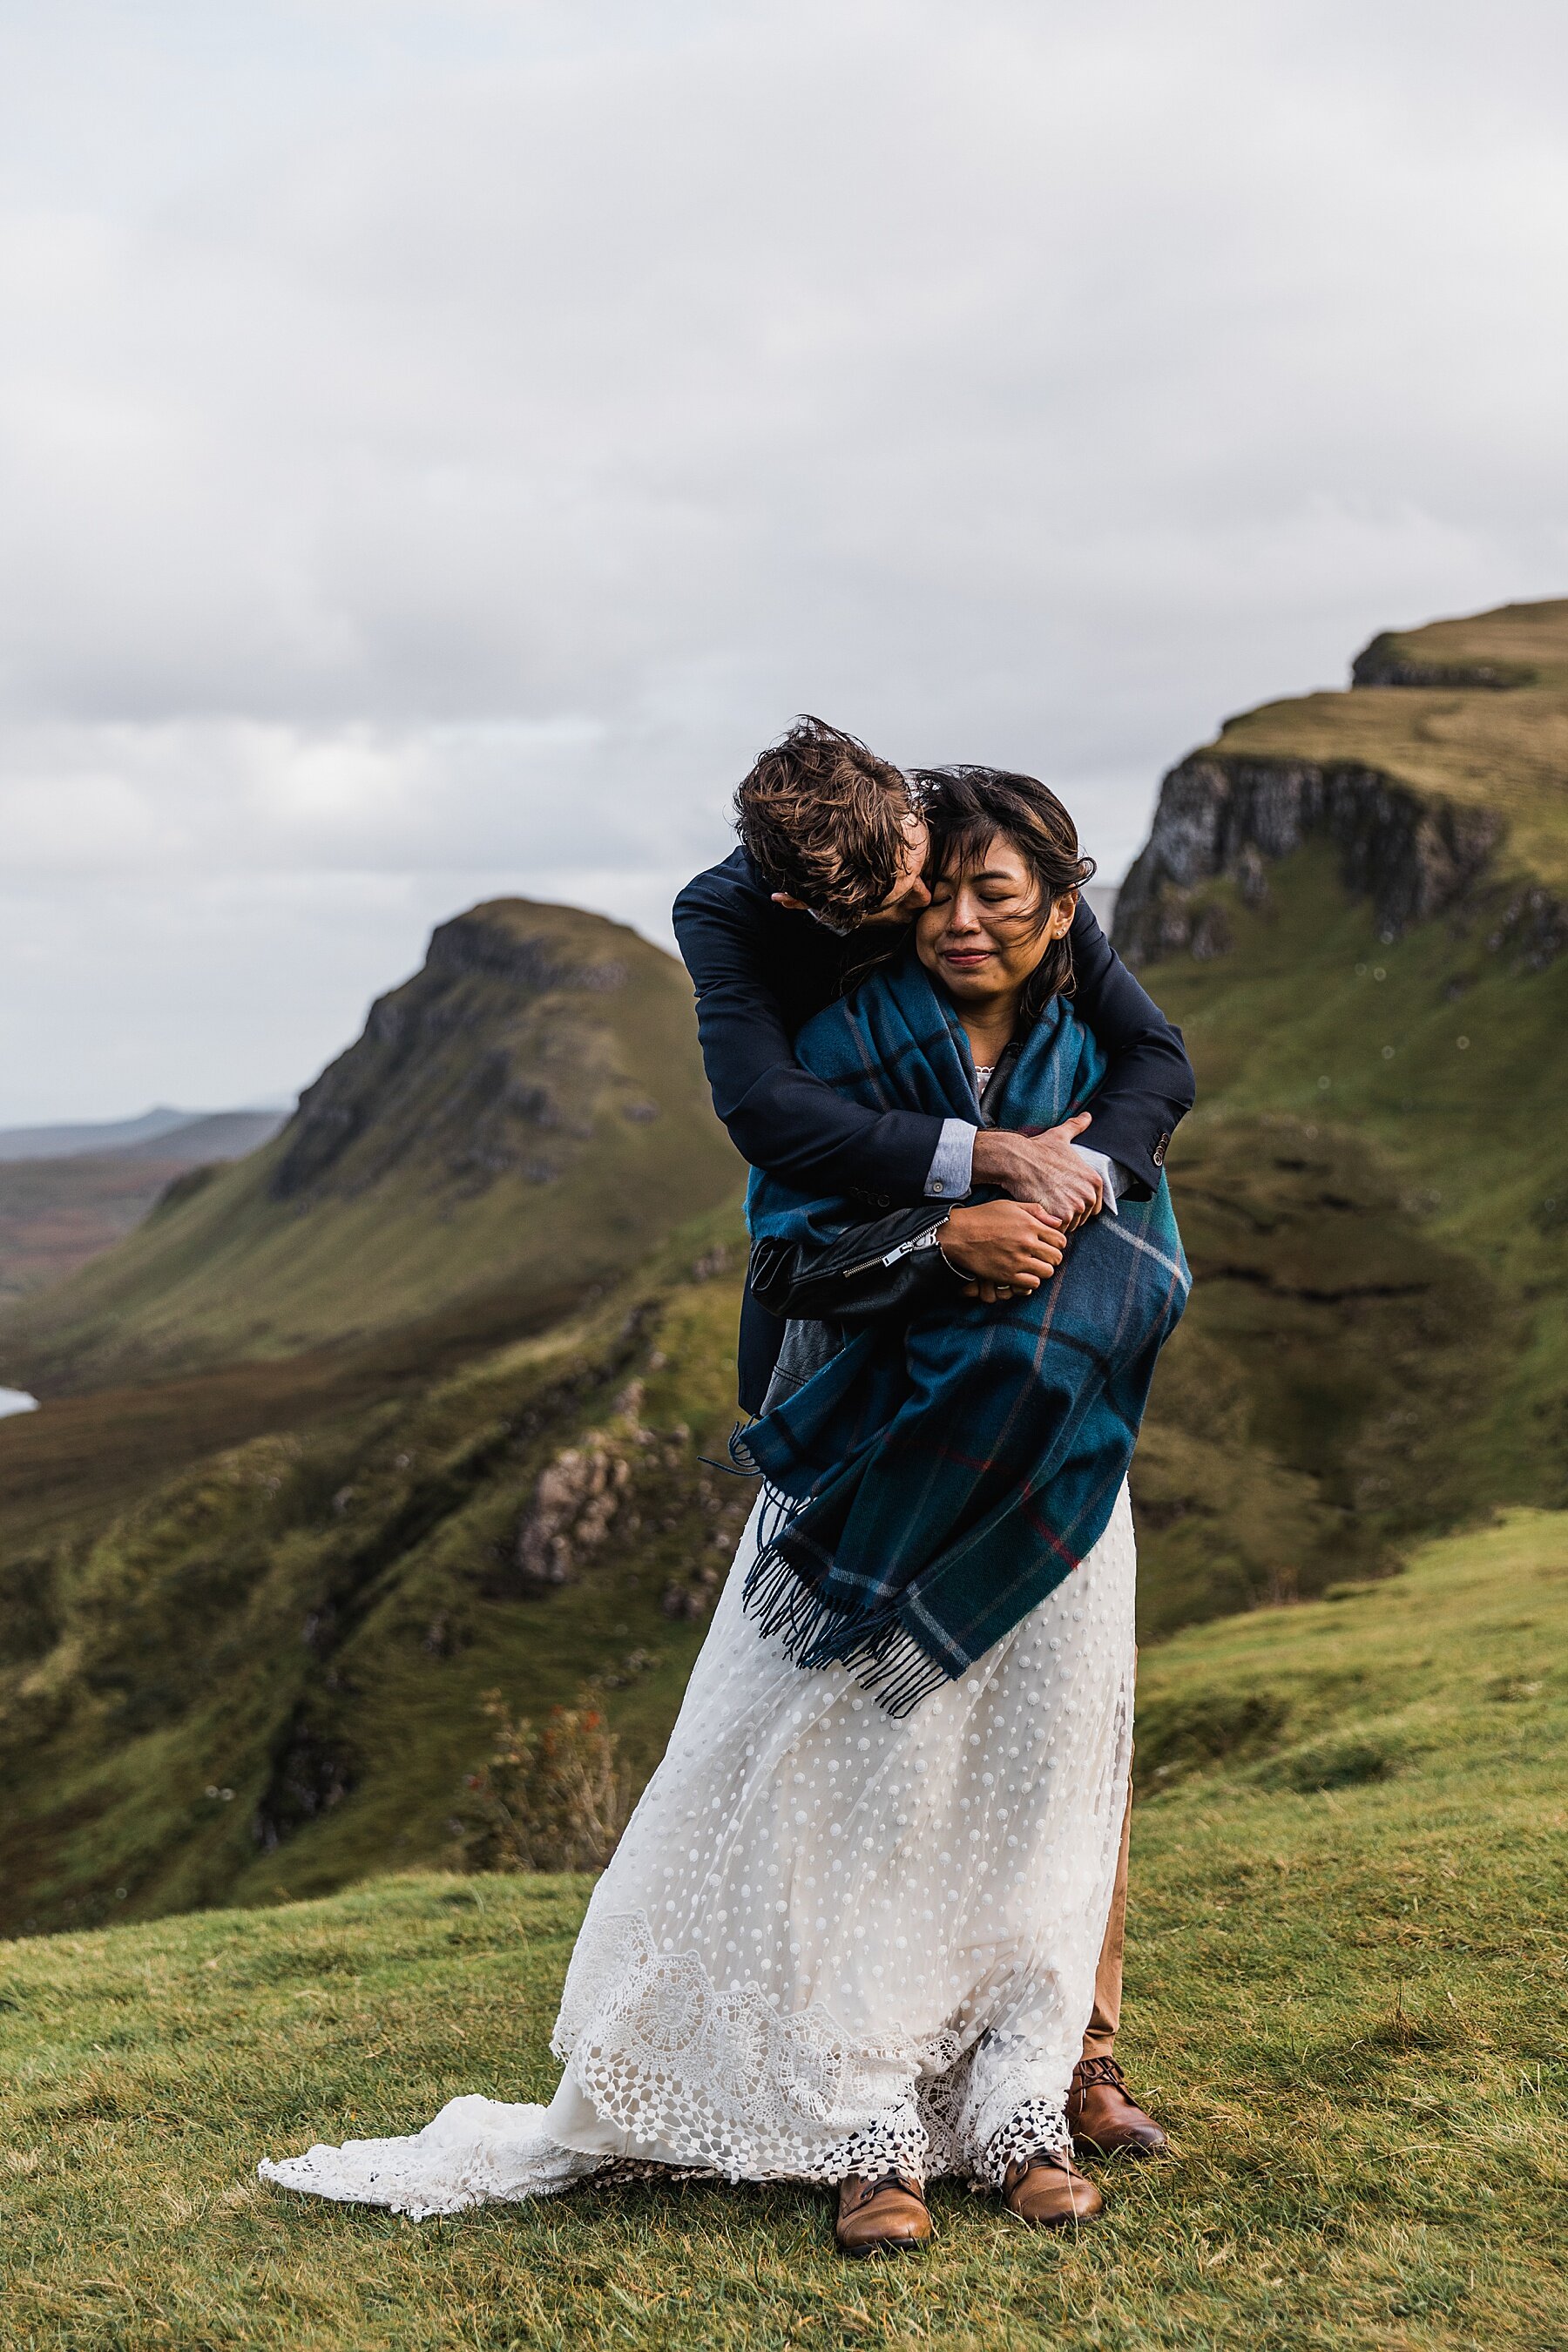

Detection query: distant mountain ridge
(119, 1111), (287, 1164)
(0, 1107), (283, 1163)
(0, 1112), (291, 1310)
(0, 898), (740, 1390)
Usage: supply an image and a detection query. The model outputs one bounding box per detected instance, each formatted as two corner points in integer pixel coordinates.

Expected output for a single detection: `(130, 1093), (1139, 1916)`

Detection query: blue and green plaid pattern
(741, 947), (1189, 1713)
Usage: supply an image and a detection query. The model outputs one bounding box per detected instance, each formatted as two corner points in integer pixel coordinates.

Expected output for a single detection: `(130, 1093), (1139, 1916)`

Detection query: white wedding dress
(260, 1484), (1135, 2219)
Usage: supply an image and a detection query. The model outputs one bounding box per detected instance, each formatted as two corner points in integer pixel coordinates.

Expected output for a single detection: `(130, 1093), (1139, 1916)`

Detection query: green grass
(1129, 836), (1568, 1630)
(0, 1204), (757, 1937)
(3, 1509), (1564, 2351)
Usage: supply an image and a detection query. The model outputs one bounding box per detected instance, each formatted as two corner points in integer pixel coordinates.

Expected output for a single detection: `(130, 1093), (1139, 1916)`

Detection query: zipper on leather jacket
(837, 1218), (947, 1280)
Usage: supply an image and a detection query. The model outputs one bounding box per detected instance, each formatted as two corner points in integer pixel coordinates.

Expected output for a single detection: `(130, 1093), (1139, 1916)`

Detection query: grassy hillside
(0, 1117), (283, 1307)
(3, 1509), (1563, 2351)
(1110, 597), (1568, 1630)
(0, 900), (739, 1390)
(0, 1202), (755, 1937)
(5, 841), (1563, 1929)
(1125, 836), (1567, 1632)
(1213, 598), (1568, 890)
(5, 814), (1566, 1926)
(0, 896), (749, 1938)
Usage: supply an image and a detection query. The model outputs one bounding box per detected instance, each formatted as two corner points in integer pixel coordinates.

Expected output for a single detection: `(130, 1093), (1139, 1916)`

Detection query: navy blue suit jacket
(672, 848), (1194, 1412)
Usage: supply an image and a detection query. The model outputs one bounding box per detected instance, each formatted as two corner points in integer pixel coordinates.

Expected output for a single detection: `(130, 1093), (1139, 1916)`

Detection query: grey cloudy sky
(3, 0), (1566, 1123)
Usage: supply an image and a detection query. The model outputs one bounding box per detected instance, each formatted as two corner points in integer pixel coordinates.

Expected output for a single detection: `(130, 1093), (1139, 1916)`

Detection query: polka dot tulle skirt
(260, 1485), (1135, 2217)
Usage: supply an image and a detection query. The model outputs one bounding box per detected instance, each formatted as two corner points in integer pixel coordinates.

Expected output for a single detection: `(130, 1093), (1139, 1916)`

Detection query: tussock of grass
(3, 1510), (1565, 2349)
(1132, 1687), (1292, 1788)
(1254, 1734), (1401, 1794)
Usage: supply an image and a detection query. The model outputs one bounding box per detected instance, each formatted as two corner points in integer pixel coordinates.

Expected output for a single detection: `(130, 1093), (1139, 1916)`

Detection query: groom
(673, 716), (1194, 2163)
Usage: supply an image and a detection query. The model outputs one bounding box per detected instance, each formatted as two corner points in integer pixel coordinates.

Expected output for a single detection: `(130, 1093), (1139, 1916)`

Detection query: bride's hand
(939, 1202), (1066, 1302)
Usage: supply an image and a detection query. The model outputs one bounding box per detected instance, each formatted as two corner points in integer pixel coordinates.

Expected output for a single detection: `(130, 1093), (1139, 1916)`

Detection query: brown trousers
(1081, 1778), (1132, 2062)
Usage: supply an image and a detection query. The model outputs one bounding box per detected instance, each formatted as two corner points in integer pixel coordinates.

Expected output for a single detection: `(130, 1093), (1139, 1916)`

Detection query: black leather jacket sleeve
(748, 1205), (961, 1328)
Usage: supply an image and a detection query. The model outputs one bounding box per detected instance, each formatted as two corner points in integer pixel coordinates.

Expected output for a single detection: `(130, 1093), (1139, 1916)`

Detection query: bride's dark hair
(913, 766), (1096, 1019)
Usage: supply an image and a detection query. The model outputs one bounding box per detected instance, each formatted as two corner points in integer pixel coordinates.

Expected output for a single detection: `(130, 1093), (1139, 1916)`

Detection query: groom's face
(861, 811), (934, 926)
(772, 808), (933, 929)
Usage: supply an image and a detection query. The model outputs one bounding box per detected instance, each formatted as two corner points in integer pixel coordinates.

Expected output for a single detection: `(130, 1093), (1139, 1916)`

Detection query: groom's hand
(970, 1113), (1103, 1231)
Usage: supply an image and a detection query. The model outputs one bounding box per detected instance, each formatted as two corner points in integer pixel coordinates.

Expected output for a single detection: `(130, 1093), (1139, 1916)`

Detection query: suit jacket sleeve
(1065, 899), (1194, 1196)
(672, 865), (943, 1204)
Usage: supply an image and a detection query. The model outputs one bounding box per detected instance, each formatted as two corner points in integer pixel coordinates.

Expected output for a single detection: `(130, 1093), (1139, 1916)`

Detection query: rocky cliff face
(1116, 601), (1568, 971)
(1113, 754), (1524, 964)
(267, 905), (632, 1204)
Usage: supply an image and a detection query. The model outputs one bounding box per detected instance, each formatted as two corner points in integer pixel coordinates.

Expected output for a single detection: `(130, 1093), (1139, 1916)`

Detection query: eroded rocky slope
(1117, 598), (1568, 970)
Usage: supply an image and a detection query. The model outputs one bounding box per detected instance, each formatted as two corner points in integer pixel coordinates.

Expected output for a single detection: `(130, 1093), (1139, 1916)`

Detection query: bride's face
(915, 830), (1074, 1005)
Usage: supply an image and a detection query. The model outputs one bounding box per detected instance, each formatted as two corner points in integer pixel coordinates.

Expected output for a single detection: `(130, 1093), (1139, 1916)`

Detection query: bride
(260, 765), (1189, 2254)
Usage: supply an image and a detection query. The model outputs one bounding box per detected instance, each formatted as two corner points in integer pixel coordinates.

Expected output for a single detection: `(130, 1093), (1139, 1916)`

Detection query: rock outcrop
(513, 1427), (634, 1585)
(269, 904), (630, 1203)
(1116, 601), (1568, 972)
(1349, 632), (1535, 691)
(1115, 756), (1507, 966)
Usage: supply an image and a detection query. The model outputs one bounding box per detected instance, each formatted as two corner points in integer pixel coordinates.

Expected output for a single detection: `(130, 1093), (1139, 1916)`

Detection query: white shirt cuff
(925, 1119), (976, 1200)
(1071, 1145), (1127, 1215)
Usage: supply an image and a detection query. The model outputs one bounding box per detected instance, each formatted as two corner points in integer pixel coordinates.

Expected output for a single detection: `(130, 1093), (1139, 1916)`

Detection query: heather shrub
(458, 1688), (628, 1872)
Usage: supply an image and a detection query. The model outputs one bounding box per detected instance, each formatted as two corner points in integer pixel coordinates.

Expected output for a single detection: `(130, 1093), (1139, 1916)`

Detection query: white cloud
(1, 0), (1566, 1119)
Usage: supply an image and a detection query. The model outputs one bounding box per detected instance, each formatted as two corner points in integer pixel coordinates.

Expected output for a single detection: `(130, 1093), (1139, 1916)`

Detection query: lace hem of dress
(257, 1908), (1078, 2215)
(553, 1908), (960, 2183)
(258, 2095), (600, 2220)
(552, 1908), (1069, 2189)
(978, 2097), (1071, 2190)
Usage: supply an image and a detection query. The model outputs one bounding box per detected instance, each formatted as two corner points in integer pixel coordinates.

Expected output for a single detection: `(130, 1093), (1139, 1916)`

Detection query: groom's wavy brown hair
(734, 716), (917, 929)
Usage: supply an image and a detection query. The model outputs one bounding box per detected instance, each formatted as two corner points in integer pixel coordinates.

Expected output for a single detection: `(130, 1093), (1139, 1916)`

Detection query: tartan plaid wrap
(740, 946), (1189, 1714)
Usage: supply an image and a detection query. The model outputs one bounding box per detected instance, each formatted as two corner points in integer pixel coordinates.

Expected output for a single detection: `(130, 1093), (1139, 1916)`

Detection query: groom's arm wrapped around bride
(673, 843), (1194, 1412)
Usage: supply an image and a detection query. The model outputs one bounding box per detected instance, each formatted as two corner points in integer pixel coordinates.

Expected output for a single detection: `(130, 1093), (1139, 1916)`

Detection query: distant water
(0, 1387), (38, 1419)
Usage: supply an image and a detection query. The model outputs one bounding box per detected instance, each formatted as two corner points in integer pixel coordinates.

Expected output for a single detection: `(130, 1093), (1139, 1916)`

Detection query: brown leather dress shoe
(1003, 2148), (1104, 2227)
(1068, 2056), (1170, 2158)
(835, 2172), (933, 2256)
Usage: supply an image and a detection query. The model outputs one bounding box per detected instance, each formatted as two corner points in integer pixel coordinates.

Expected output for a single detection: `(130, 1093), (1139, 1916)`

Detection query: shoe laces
(847, 2171), (926, 2212)
(1074, 2055), (1130, 2092)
